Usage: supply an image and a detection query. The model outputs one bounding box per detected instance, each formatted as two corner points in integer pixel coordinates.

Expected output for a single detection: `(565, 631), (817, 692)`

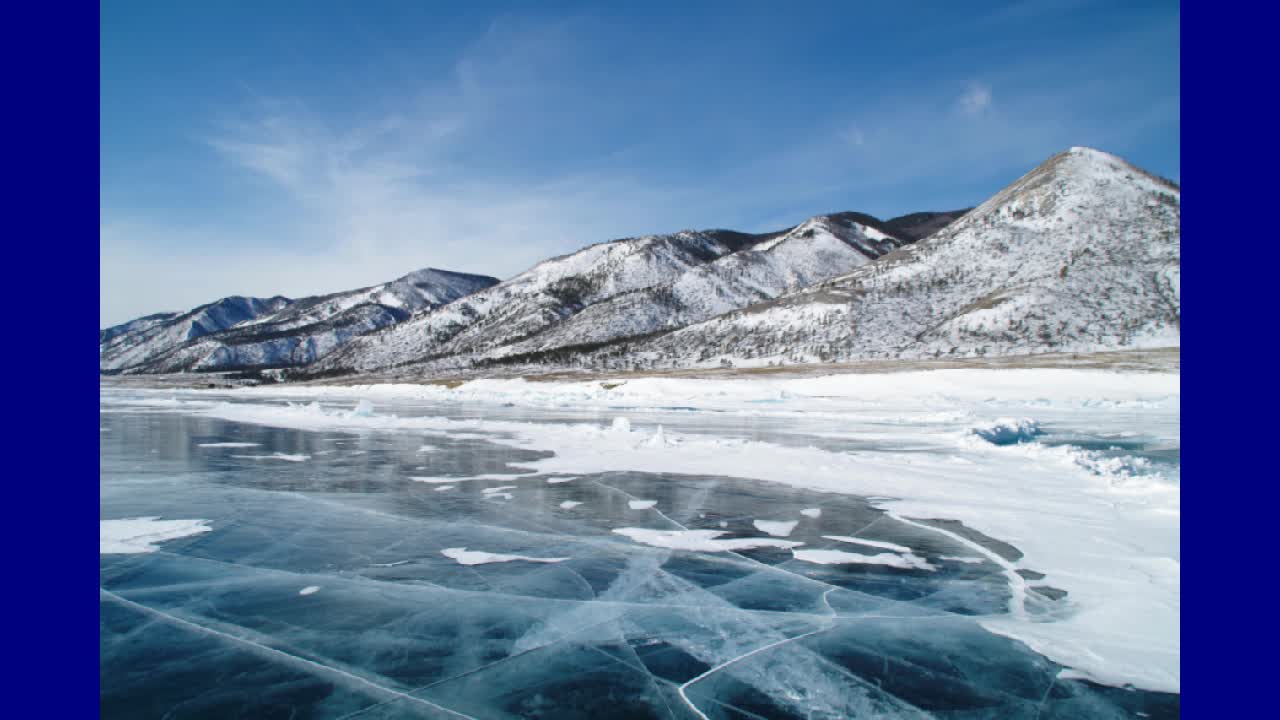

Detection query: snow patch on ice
(612, 527), (803, 552)
(440, 547), (568, 566)
(101, 517), (211, 554)
(298, 586), (320, 596)
(753, 519), (799, 537)
(559, 501), (582, 510)
(197, 442), (260, 448)
(230, 453), (310, 462)
(823, 535), (914, 554)
(800, 508), (822, 519)
(629, 500), (657, 510)
(793, 548), (935, 570)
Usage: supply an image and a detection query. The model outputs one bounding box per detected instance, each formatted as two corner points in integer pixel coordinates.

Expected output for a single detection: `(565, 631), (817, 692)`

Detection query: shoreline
(101, 347), (1180, 390)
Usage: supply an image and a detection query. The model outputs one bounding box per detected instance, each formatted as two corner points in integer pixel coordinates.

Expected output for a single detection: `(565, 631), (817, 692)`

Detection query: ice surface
(628, 499), (658, 510)
(800, 507), (822, 518)
(559, 501), (582, 509)
(298, 586), (320, 596)
(196, 442), (260, 448)
(100, 367), (1180, 713)
(100, 517), (211, 554)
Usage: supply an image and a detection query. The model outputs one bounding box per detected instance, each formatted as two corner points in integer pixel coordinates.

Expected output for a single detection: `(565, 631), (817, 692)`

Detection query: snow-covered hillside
(100, 268), (497, 373)
(590, 147), (1179, 370)
(481, 213), (913, 365)
(311, 213), (921, 374)
(100, 296), (291, 372)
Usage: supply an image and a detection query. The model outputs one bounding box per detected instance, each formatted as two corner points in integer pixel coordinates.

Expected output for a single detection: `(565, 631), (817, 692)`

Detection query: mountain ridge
(100, 267), (498, 374)
(306, 208), (943, 375)
(554, 146), (1179, 371)
(102, 146), (1178, 380)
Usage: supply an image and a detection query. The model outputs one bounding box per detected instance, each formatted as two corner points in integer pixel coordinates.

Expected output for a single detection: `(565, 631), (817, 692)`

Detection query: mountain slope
(580, 147), (1179, 370)
(100, 312), (179, 345)
(310, 231), (760, 374)
(100, 268), (498, 374)
(100, 296), (291, 372)
(474, 213), (912, 366)
(310, 210), (941, 375)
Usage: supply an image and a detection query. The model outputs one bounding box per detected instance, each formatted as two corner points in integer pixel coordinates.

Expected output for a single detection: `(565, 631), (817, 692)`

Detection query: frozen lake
(101, 371), (1179, 719)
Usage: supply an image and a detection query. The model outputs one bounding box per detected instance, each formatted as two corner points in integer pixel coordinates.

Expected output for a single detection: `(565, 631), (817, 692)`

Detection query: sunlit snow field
(100, 370), (1179, 719)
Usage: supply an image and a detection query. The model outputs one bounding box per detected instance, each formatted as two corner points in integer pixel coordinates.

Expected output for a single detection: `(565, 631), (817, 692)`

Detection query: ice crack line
(100, 588), (477, 720)
(888, 512), (1027, 619)
(676, 626), (831, 720)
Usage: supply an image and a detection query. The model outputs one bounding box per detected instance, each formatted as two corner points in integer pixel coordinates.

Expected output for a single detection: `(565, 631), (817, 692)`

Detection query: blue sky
(100, 0), (1179, 327)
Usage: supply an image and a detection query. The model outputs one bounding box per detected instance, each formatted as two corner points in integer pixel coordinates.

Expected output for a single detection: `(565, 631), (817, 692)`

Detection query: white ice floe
(752, 519), (799, 537)
(230, 452), (310, 462)
(971, 417), (1044, 445)
(100, 517), (211, 554)
(822, 535), (914, 554)
(433, 485), (455, 492)
(792, 548), (935, 570)
(440, 547), (568, 566)
(481, 486), (518, 495)
(613, 528), (803, 552)
(546, 476), (577, 484)
(196, 442), (260, 448)
(559, 501), (583, 510)
(800, 508), (822, 519)
(298, 586), (320, 596)
(629, 500), (657, 510)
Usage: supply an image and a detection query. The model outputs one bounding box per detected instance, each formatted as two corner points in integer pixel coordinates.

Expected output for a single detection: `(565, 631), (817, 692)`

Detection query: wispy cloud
(956, 83), (994, 116)
(101, 19), (728, 325)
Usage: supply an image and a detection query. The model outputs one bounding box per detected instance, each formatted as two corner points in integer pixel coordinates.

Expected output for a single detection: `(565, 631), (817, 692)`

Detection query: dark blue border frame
(4, 2), (100, 716)
(1180, 2), (1268, 717)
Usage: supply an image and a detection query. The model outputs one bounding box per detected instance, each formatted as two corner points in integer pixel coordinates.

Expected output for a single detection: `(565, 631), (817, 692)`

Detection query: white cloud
(957, 83), (993, 116)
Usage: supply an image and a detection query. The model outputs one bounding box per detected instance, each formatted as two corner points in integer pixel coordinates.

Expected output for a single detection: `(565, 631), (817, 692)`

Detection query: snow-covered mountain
(580, 147), (1179, 370)
(100, 296), (291, 372)
(309, 212), (926, 374)
(100, 268), (497, 373)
